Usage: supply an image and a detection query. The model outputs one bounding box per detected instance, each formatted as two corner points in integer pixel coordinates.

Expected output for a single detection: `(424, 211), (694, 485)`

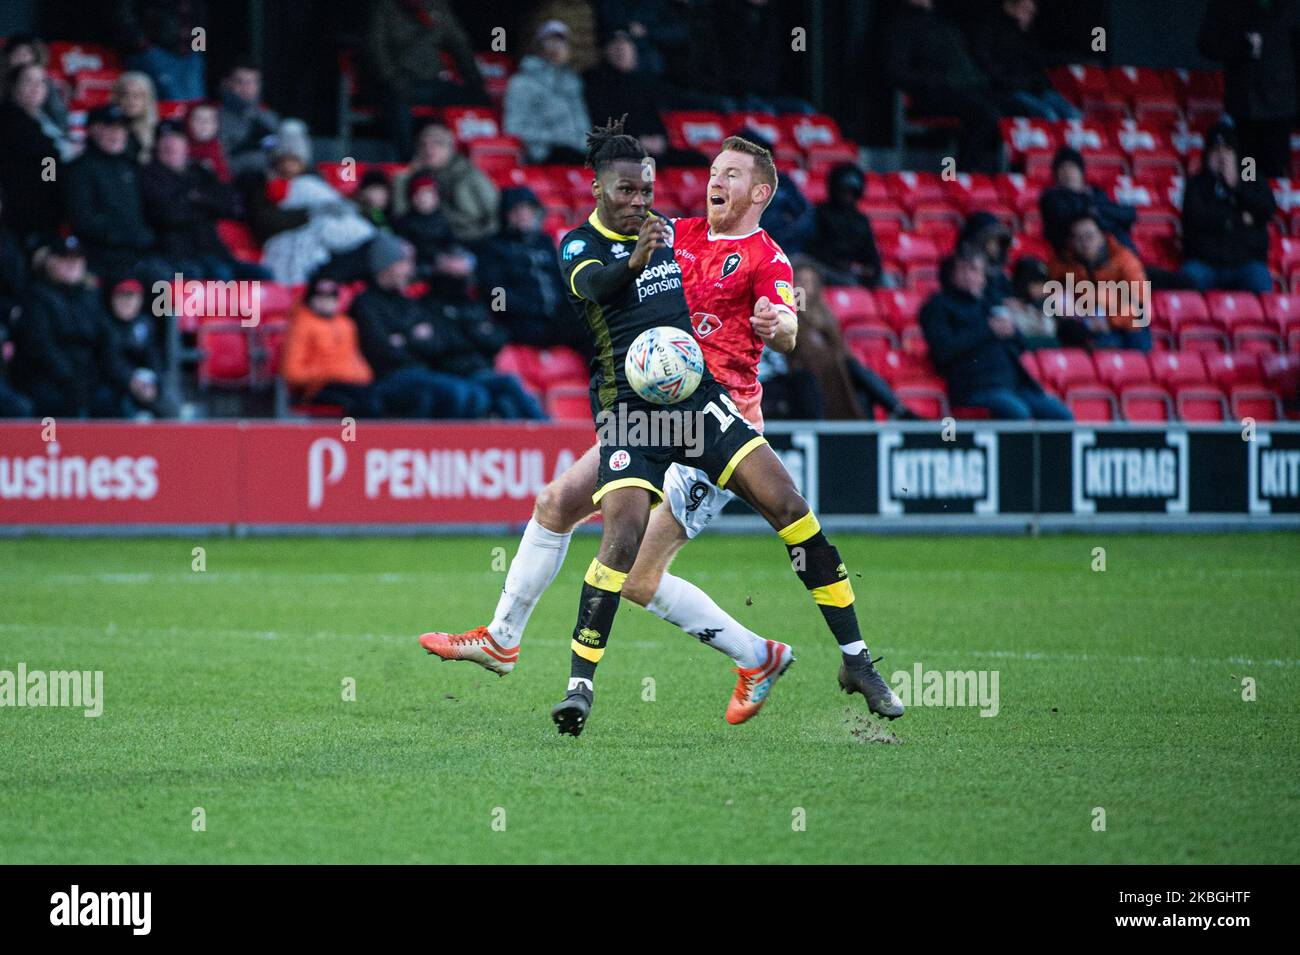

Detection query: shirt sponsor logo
(691, 312), (722, 337)
(634, 259), (683, 302)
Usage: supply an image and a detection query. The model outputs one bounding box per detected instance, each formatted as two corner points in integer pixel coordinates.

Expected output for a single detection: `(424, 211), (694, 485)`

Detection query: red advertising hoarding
(0, 422), (594, 527)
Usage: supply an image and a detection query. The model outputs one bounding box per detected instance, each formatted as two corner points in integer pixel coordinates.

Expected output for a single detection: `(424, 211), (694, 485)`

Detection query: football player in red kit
(419, 135), (903, 727)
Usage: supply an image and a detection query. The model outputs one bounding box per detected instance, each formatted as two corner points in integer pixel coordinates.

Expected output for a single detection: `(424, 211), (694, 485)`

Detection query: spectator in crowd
(958, 210), (1014, 304)
(281, 276), (385, 418)
(365, 0), (489, 159)
(805, 163), (882, 288)
(716, 0), (809, 113)
(787, 255), (918, 420)
(114, 0), (207, 101)
(140, 120), (269, 282)
(1199, 0), (1297, 179)
(186, 102), (230, 182)
(394, 174), (457, 278)
(353, 168), (393, 231)
(741, 128), (815, 255)
(0, 186), (27, 329)
(0, 63), (74, 247)
(474, 186), (589, 352)
(2, 34), (70, 132)
(64, 105), (169, 286)
(921, 243), (1071, 420)
(218, 62), (279, 179)
(885, 0), (1003, 173)
(1004, 256), (1059, 349)
(393, 124), (499, 242)
(582, 30), (704, 168)
(351, 234), (544, 420)
(594, 0), (689, 79)
(1050, 213), (1151, 351)
(0, 325), (32, 416)
(1178, 121), (1276, 294)
(504, 20), (591, 165)
(257, 120), (375, 284)
(104, 277), (171, 417)
(112, 71), (160, 164)
(1039, 146), (1136, 255)
(758, 345), (824, 420)
(11, 236), (154, 417)
(970, 0), (1081, 120)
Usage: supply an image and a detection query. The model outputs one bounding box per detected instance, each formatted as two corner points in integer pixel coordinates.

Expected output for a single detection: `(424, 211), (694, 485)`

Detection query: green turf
(0, 532), (1297, 864)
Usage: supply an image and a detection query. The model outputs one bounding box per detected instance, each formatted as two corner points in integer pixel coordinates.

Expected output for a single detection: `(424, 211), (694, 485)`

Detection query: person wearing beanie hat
(805, 162), (882, 288)
(1038, 145), (1136, 256)
(394, 174), (459, 283)
(1177, 117), (1276, 294)
(958, 210), (1014, 305)
(354, 167), (392, 230)
(474, 185), (590, 353)
(503, 17), (590, 164)
(1005, 256), (1058, 348)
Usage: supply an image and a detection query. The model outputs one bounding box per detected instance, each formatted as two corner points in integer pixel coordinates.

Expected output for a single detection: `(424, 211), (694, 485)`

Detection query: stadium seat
(1150, 350), (1208, 389)
(1229, 386), (1281, 422)
(493, 344), (546, 397)
(875, 288), (927, 333)
(844, 324), (898, 364)
(825, 286), (879, 327)
(662, 111), (727, 156)
(1260, 292), (1300, 339)
(1175, 385), (1228, 422)
(883, 171), (945, 211)
(1153, 290), (1210, 332)
(1019, 350), (1041, 382)
(1178, 324), (1229, 353)
(196, 324), (252, 389)
(473, 52), (516, 102)
(876, 349), (935, 386)
(894, 382), (948, 419)
(216, 219), (261, 264)
(1065, 384), (1119, 422)
(1120, 384), (1172, 422)
(1205, 291), (1265, 329)
(1035, 348), (1097, 393)
(544, 385), (592, 422)
(1109, 67), (1182, 126)
(1093, 349), (1152, 391)
(536, 347), (590, 386)
(1205, 352), (1262, 391)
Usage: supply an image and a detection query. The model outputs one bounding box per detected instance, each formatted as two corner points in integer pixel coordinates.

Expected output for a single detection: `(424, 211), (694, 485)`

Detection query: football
(624, 326), (705, 405)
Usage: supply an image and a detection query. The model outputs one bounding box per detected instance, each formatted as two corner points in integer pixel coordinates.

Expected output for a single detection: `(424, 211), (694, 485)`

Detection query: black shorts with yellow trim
(591, 381), (768, 505)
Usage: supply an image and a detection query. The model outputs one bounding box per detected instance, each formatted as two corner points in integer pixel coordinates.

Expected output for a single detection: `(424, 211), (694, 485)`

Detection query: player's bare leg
(622, 506), (794, 724)
(552, 486), (653, 736)
(725, 444), (903, 719)
(418, 445), (600, 673)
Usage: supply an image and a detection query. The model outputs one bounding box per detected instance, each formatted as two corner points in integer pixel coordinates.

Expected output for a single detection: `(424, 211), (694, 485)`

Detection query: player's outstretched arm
(750, 295), (797, 353)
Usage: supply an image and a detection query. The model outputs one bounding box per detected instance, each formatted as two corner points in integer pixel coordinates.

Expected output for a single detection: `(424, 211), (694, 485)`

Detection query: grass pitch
(1, 532), (1297, 864)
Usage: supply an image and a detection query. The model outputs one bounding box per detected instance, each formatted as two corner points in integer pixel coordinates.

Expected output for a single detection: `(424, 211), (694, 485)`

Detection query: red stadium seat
(545, 385), (592, 422)
(473, 52), (516, 102)
(844, 324), (898, 364)
(1092, 349), (1152, 391)
(1178, 324), (1229, 353)
(1205, 352), (1263, 391)
(876, 288), (928, 333)
(1205, 291), (1265, 328)
(1019, 350), (1041, 382)
(1066, 385), (1119, 422)
(536, 347), (589, 385)
(1153, 290), (1209, 331)
(216, 219), (261, 264)
(197, 324), (252, 389)
(883, 171), (945, 210)
(662, 111), (727, 154)
(825, 286), (879, 327)
(1229, 386), (1281, 422)
(1175, 385), (1228, 422)
(1108, 68), (1181, 126)
(494, 344), (546, 397)
(943, 173), (1001, 213)
(48, 42), (122, 77)
(1000, 118), (1059, 166)
(876, 349), (934, 386)
(894, 382), (948, 419)
(1149, 350), (1208, 389)
(1260, 292), (1300, 338)
(1120, 385), (1173, 422)
(1035, 348), (1097, 393)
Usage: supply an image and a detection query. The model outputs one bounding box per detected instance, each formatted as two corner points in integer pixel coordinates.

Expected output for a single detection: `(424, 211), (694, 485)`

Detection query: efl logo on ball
(624, 326), (704, 405)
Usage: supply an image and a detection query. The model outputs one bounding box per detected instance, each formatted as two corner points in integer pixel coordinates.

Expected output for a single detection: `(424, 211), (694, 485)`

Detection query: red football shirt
(671, 216), (796, 432)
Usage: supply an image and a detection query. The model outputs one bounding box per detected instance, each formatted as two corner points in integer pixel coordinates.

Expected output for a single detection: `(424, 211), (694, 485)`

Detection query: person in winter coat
(1198, 0), (1298, 178)
(1038, 146), (1136, 255)
(805, 163), (882, 288)
(1050, 213), (1151, 351)
(968, 0), (1080, 120)
(11, 236), (155, 417)
(503, 20), (591, 164)
(280, 276), (382, 417)
(63, 105), (171, 287)
(140, 120), (269, 281)
(473, 187), (589, 353)
(921, 243), (1071, 421)
(1178, 121), (1276, 294)
(392, 124), (500, 242)
(104, 276), (172, 417)
(0, 62), (75, 247)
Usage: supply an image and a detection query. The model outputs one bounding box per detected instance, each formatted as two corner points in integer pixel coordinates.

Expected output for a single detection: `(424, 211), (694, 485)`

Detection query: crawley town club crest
(720, 252), (742, 278)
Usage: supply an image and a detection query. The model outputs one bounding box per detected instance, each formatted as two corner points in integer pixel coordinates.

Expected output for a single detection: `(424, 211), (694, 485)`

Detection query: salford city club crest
(720, 252), (742, 278)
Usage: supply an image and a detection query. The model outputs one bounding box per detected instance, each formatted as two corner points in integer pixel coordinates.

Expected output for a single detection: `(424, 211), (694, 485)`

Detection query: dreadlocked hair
(585, 115), (647, 172)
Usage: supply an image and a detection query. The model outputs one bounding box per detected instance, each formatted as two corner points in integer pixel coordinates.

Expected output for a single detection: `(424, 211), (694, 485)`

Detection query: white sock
(645, 573), (767, 669)
(488, 517), (572, 649)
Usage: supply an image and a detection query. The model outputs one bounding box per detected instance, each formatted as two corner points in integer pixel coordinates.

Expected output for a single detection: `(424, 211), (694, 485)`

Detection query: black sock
(778, 512), (871, 664)
(567, 559), (626, 694)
